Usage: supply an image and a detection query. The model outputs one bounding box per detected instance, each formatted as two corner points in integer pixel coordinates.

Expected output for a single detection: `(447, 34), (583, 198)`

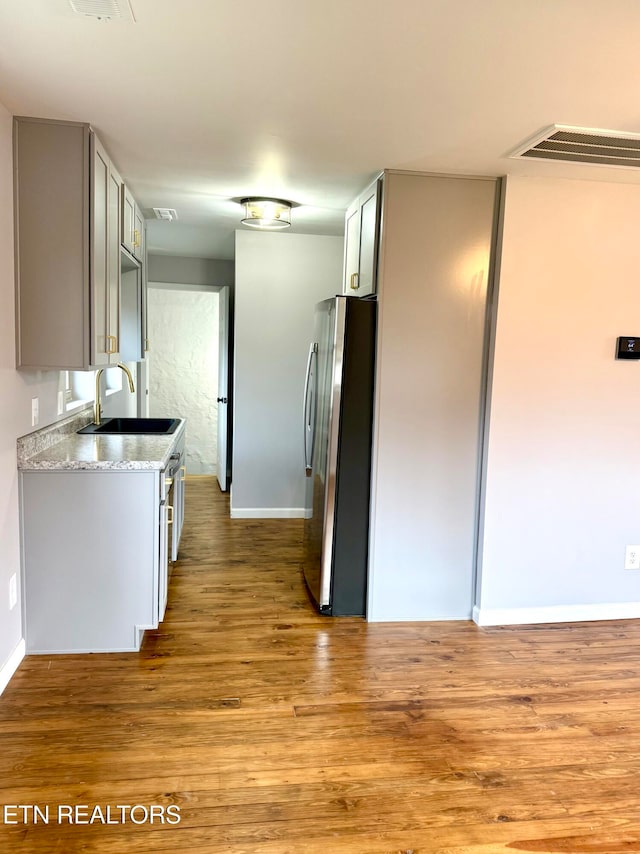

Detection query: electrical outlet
(57, 391), (64, 415)
(625, 545), (640, 570)
(8, 574), (17, 610)
(31, 397), (39, 427)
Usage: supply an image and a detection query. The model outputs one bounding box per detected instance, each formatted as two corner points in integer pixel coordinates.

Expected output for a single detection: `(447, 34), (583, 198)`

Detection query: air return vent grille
(511, 125), (640, 169)
(153, 208), (178, 222)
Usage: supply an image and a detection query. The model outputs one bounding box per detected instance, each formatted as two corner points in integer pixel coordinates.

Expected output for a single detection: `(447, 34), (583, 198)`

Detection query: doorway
(146, 283), (219, 475)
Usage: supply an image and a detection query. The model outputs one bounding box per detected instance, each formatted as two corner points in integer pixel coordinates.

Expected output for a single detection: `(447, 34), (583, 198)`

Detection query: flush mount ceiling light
(240, 198), (292, 230)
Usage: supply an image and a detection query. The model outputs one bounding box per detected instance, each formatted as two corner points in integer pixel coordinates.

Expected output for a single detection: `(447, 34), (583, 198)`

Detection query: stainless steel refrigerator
(302, 295), (377, 616)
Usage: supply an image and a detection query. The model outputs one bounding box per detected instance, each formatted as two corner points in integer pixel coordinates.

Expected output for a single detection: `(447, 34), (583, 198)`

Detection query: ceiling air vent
(511, 125), (640, 169)
(68, 0), (135, 22)
(153, 208), (179, 222)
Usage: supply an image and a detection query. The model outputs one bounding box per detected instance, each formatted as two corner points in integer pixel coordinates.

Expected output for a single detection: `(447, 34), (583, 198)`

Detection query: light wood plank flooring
(2, 476), (640, 852)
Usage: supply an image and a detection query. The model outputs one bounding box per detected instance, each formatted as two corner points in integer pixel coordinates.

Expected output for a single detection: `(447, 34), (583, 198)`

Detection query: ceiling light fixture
(240, 198), (292, 230)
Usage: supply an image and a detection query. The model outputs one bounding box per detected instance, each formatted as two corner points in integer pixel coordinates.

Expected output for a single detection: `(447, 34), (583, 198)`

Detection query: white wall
(147, 285), (219, 474)
(232, 230), (343, 517)
(476, 176), (640, 625)
(0, 101), (141, 691)
(0, 102), (64, 689)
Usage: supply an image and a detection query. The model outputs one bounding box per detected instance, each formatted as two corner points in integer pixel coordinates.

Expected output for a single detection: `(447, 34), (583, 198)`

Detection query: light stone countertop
(17, 410), (186, 472)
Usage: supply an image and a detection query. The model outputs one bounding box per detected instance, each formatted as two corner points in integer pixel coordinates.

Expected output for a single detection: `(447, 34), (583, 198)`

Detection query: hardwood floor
(2, 476), (640, 852)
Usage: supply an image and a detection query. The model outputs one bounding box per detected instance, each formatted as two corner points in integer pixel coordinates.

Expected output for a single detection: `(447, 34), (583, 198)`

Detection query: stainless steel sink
(77, 417), (181, 435)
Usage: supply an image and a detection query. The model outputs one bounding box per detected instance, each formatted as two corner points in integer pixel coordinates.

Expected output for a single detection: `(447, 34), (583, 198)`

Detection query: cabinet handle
(167, 505), (174, 525)
(144, 338), (150, 352)
(165, 477), (173, 488)
(350, 272), (360, 290)
(106, 335), (118, 354)
(180, 465), (186, 481)
(133, 229), (141, 247)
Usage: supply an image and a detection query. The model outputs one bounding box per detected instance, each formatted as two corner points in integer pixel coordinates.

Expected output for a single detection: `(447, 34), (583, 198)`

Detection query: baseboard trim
(0, 639), (25, 696)
(367, 611), (472, 623)
(473, 602), (640, 627)
(230, 507), (307, 519)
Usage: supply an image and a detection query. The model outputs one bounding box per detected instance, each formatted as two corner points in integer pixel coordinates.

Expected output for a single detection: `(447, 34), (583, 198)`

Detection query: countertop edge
(18, 418), (186, 472)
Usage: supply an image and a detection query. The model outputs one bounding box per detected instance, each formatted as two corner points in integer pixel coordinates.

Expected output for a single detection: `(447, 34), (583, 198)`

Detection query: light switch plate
(31, 397), (39, 427)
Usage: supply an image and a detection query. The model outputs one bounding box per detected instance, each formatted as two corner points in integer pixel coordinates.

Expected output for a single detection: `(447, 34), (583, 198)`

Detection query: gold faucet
(94, 363), (136, 425)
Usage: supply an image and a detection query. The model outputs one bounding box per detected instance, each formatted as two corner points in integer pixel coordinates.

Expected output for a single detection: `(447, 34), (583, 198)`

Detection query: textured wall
(147, 286), (219, 474)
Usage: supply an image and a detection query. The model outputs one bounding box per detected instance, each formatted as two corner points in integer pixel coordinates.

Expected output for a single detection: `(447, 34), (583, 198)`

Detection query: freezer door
(302, 297), (345, 609)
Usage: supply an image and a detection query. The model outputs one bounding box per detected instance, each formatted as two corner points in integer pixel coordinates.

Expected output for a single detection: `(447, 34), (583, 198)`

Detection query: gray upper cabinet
(342, 176), (383, 297)
(91, 134), (121, 367)
(120, 182), (147, 362)
(133, 203), (144, 261)
(121, 183), (144, 261)
(122, 183), (135, 254)
(14, 116), (121, 370)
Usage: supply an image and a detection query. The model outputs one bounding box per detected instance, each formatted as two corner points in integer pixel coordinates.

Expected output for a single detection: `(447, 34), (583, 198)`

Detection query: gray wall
(232, 230), (343, 516)
(148, 254), (234, 288)
(368, 172), (498, 621)
(476, 175), (640, 625)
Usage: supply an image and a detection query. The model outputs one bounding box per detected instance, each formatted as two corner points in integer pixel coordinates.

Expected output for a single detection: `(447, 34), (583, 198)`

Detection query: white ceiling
(2, 0), (640, 260)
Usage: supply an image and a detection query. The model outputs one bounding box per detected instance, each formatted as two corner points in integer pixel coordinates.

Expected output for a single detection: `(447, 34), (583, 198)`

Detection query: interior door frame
(217, 286), (230, 491)
(145, 280), (231, 486)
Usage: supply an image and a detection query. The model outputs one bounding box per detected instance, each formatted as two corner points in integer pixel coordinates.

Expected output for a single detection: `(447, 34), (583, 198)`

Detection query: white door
(216, 287), (229, 491)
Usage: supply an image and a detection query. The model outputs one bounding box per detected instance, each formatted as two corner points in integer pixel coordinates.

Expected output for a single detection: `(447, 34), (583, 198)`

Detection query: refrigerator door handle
(303, 343), (318, 476)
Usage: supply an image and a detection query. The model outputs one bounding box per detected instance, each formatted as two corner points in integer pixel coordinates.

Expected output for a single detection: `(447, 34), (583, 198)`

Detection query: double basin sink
(77, 418), (180, 435)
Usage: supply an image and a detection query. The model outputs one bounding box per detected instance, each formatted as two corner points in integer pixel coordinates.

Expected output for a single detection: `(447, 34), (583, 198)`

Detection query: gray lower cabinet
(170, 441), (186, 563)
(21, 469), (169, 653)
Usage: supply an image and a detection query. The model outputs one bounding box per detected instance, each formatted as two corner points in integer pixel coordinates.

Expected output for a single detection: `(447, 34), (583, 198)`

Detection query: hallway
(2, 477), (640, 852)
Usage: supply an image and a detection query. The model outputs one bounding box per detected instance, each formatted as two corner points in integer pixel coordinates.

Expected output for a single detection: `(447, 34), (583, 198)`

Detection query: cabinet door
(14, 118), (91, 370)
(122, 185), (135, 253)
(90, 136), (110, 367)
(171, 460), (186, 561)
(177, 463), (185, 547)
(343, 202), (361, 294)
(22, 469), (158, 653)
(107, 163), (121, 364)
(91, 136), (121, 366)
(142, 221), (149, 356)
(342, 177), (382, 296)
(119, 259), (143, 362)
(158, 498), (169, 622)
(133, 205), (144, 260)
(357, 184), (380, 297)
